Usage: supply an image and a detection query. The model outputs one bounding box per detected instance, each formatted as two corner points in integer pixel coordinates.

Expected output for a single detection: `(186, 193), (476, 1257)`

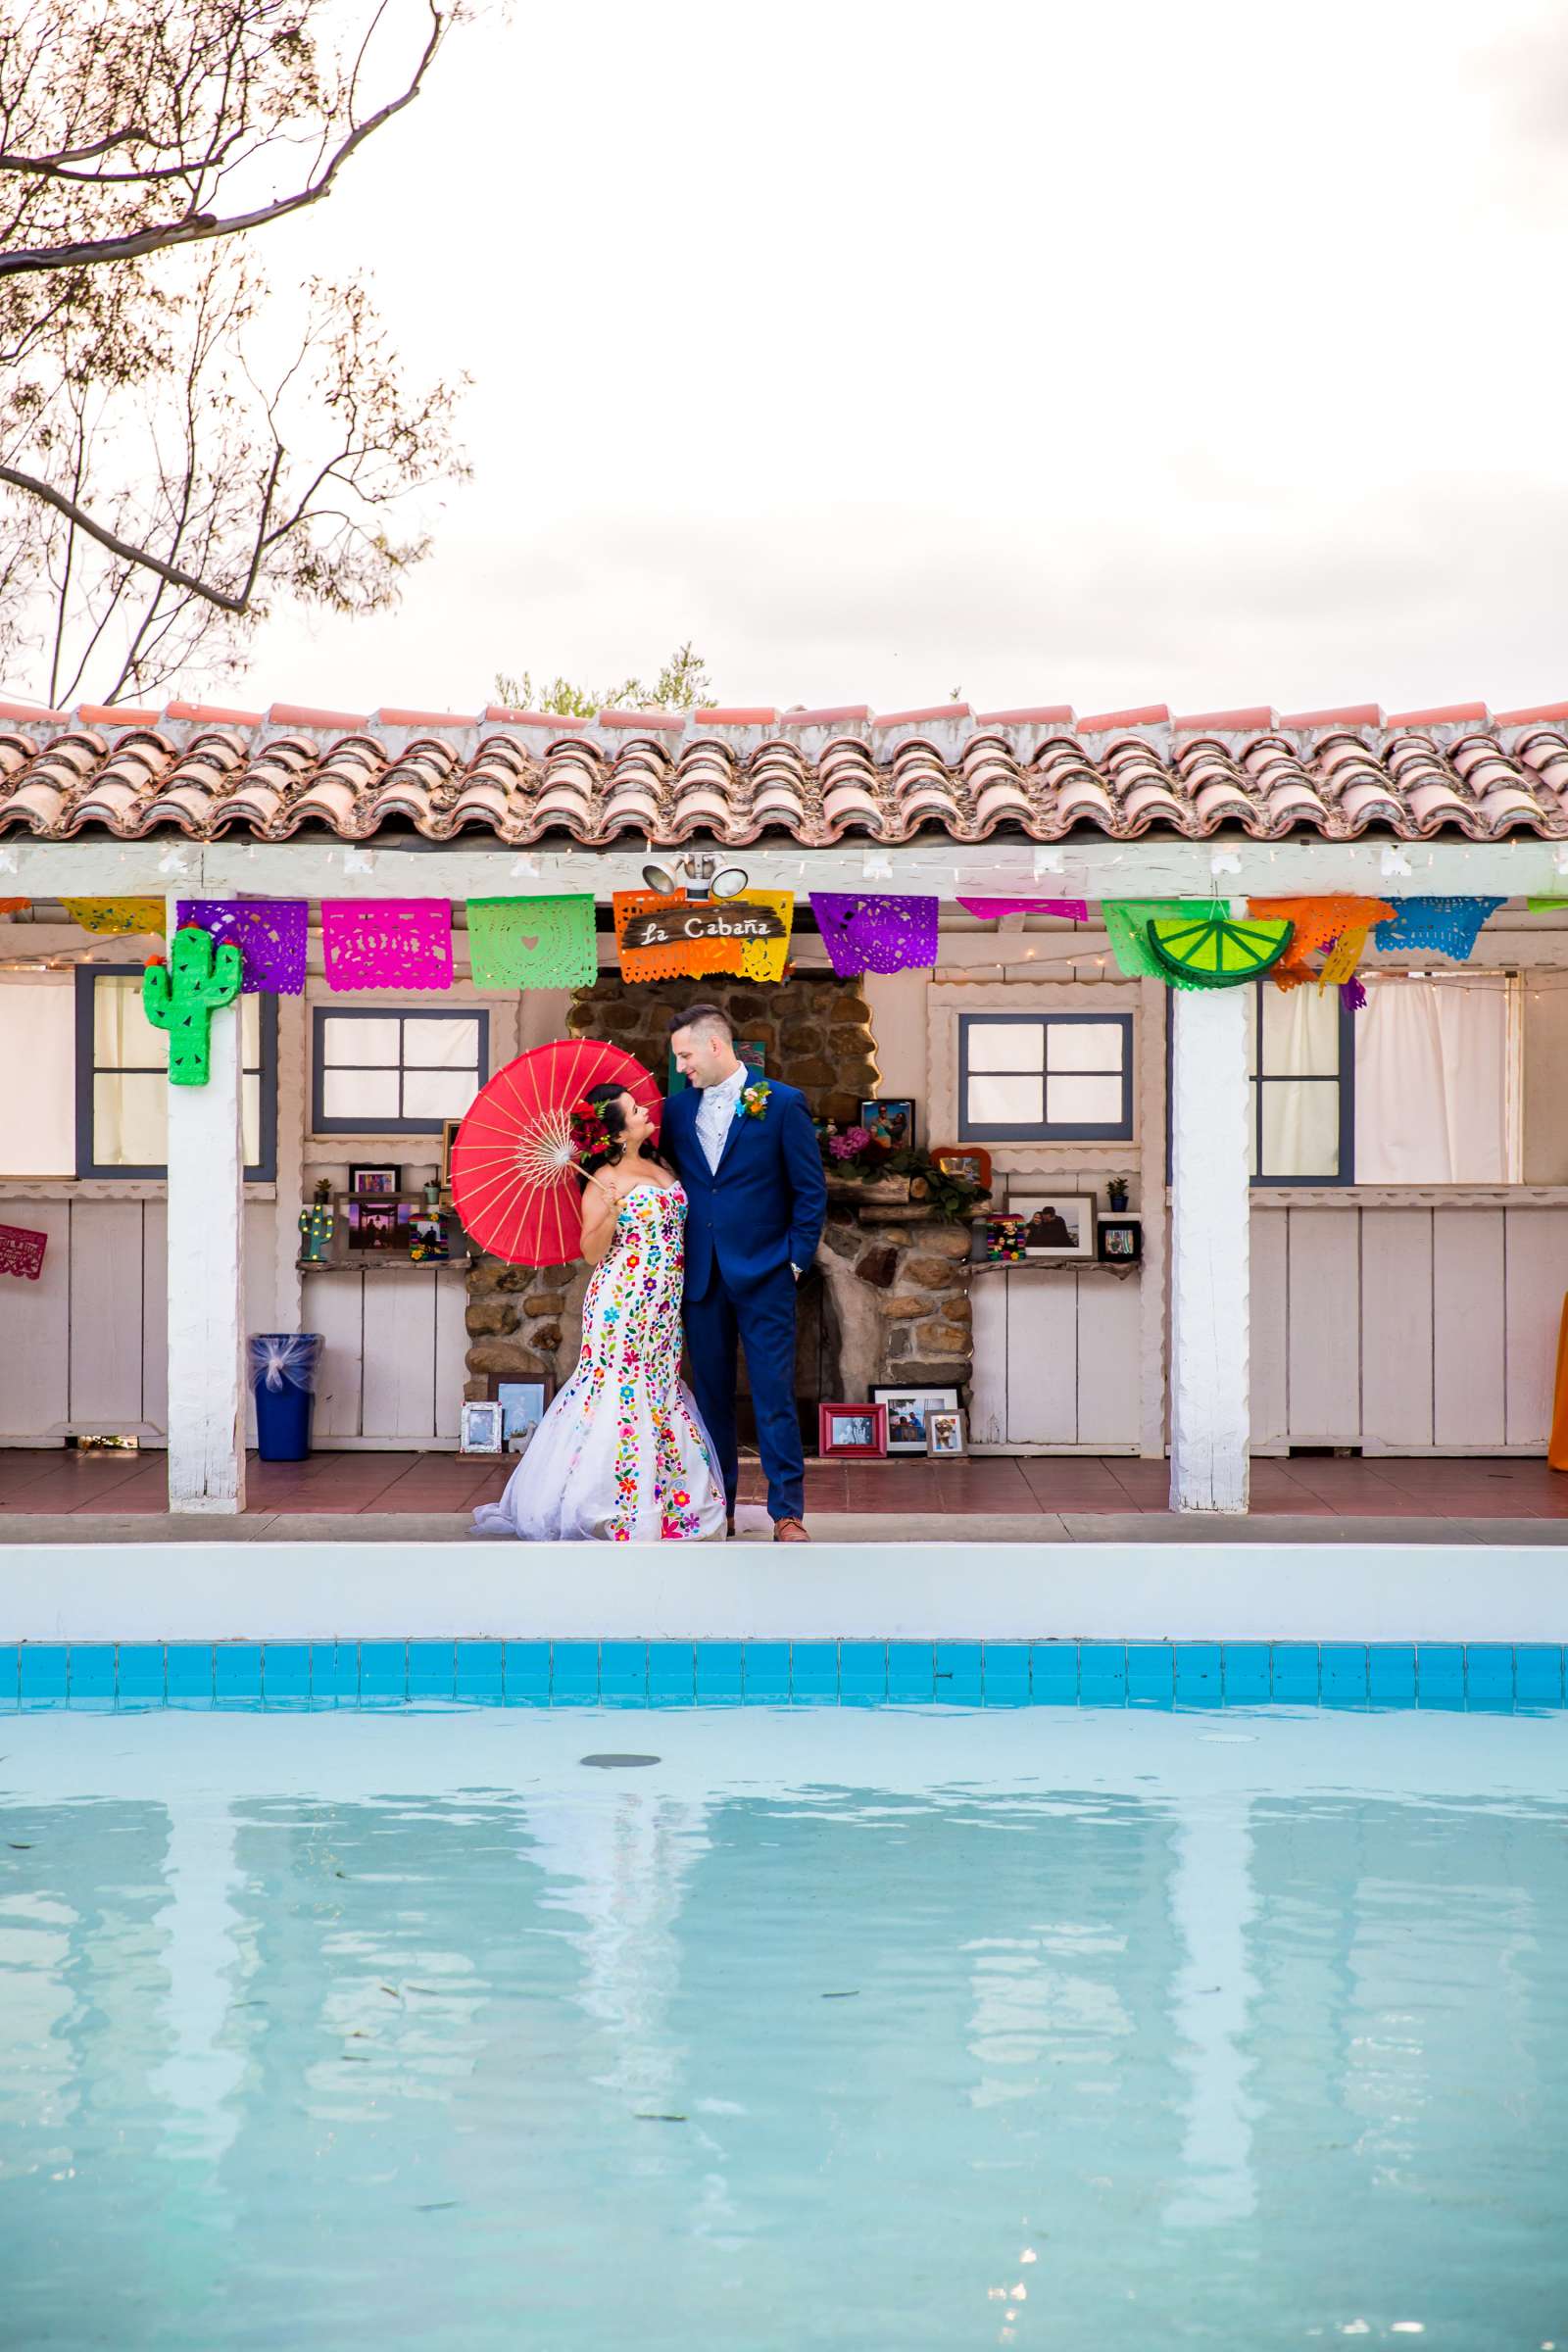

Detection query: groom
(662, 1004), (828, 1543)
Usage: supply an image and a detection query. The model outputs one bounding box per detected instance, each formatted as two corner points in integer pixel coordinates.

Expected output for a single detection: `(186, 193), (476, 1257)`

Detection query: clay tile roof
(0, 692), (1565, 845)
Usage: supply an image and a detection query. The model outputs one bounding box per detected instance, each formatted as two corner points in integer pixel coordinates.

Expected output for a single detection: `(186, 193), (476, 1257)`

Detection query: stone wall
(565, 968), (880, 1123)
(817, 1198), (974, 1395)
(462, 968), (980, 1416)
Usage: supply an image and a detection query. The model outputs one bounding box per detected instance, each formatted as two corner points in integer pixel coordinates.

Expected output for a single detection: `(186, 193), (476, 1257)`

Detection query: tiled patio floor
(3, 1447), (1568, 1520)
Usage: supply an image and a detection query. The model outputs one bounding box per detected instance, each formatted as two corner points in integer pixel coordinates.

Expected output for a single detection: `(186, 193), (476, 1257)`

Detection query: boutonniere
(736, 1079), (772, 1122)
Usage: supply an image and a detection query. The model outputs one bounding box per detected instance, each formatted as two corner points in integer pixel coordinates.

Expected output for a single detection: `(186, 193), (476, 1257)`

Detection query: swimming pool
(3, 1706), (1565, 2349)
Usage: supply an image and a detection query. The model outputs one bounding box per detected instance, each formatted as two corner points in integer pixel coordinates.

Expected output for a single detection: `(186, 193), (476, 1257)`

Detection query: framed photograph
(490, 1377), (549, 1452)
(859, 1098), (915, 1152)
(667, 1037), (766, 1096)
(925, 1408), (967, 1458)
(817, 1400), (889, 1459)
(871, 1385), (959, 1455)
(346, 1200), (411, 1251)
(984, 1215), (1026, 1264)
(1006, 1191), (1097, 1260)
(459, 1399), (505, 1456)
(407, 1207), (450, 1262)
(1097, 1215), (1143, 1265)
(930, 1145), (991, 1192)
(349, 1163), (401, 1197)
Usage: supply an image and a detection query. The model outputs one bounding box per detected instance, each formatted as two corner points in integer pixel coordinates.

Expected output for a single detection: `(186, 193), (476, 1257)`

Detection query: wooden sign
(612, 889), (794, 982)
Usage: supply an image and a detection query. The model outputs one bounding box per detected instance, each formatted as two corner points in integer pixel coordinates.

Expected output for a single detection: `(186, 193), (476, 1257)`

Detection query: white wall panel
(1004, 1275), (1078, 1445)
(0, 1201), (70, 1441)
(141, 1202), (169, 1435)
(1285, 1207), (1360, 1444)
(302, 1269), (364, 1439)
(362, 1270), (438, 1442)
(1250, 1208), (1289, 1449)
(1503, 1207), (1568, 1446)
(1075, 1271), (1141, 1446)
(1433, 1209), (1505, 1446)
(1359, 1207), (1434, 1450)
(68, 1200), (144, 1428)
(433, 1270), (469, 1441)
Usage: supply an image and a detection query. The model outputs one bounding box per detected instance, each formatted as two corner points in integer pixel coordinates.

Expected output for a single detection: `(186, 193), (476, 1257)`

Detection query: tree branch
(0, 1), (443, 278)
(0, 443), (282, 612)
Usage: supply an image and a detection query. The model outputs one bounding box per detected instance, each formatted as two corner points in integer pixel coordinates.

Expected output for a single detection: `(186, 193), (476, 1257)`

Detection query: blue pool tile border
(3, 1640), (1565, 1712)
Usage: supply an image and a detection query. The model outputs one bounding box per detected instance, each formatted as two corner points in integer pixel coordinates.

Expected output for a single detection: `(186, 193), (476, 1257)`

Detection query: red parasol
(450, 1040), (662, 1267)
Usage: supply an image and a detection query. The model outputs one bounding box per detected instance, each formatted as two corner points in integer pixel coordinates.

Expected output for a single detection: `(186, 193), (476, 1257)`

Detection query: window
(74, 966), (277, 1179)
(1248, 984), (1353, 1184)
(1233, 974), (1512, 1186)
(958, 1011), (1133, 1142)
(312, 1006), (488, 1135)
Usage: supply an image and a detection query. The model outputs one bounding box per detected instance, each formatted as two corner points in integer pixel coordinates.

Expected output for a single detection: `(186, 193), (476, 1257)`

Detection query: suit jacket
(662, 1076), (828, 1298)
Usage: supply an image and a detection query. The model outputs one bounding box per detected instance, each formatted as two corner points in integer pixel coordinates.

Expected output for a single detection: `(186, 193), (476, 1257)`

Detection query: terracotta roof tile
(1, 695), (1566, 845)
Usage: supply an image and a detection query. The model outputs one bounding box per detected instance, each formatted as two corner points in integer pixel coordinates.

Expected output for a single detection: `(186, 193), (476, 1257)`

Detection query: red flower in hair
(569, 1097), (609, 1157)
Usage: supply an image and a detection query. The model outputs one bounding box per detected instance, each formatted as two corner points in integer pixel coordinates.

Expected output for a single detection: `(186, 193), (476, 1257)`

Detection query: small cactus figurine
(299, 1177), (334, 1264)
(142, 924), (243, 1086)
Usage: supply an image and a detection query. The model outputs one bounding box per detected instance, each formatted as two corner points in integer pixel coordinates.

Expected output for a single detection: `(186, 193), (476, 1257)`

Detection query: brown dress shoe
(725, 1516), (736, 1540)
(773, 1516), (810, 1543)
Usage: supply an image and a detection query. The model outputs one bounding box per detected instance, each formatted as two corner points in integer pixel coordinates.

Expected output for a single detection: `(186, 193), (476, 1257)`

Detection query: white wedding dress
(471, 1179), (727, 1543)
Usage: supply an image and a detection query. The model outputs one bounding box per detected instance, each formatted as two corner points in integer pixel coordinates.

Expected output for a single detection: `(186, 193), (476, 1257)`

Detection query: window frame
(74, 963), (278, 1181)
(957, 1009), (1135, 1144)
(1162, 983), (1356, 1189)
(310, 1004), (490, 1137)
(1248, 982), (1356, 1189)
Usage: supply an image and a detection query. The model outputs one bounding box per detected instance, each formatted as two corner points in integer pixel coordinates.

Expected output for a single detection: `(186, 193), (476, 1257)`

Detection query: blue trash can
(249, 1333), (323, 1462)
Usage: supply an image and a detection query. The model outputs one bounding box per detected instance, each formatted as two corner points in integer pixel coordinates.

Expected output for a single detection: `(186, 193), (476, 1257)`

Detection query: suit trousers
(683, 1262), (805, 1524)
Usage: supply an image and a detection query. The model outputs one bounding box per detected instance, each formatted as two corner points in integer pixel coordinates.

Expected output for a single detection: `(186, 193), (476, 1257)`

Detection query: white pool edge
(2, 1539), (1564, 1644)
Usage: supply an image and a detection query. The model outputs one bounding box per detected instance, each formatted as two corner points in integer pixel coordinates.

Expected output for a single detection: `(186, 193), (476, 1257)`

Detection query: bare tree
(0, 0), (467, 705)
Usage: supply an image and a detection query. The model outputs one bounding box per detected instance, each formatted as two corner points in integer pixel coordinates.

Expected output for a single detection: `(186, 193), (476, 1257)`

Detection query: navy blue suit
(662, 1077), (828, 1523)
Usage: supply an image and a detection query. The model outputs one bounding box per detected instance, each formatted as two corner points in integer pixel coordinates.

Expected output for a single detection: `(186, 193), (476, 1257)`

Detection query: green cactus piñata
(142, 924), (243, 1086)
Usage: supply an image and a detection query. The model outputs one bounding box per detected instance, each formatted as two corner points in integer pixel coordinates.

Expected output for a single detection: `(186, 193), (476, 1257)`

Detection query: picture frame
(439, 1120), (462, 1187)
(667, 1037), (766, 1095)
(349, 1163), (401, 1197)
(489, 1376), (550, 1452)
(925, 1407), (967, 1458)
(858, 1099), (915, 1152)
(1006, 1191), (1097, 1260)
(1096, 1215), (1143, 1266)
(817, 1400), (889, 1459)
(459, 1398), (505, 1456)
(930, 1145), (991, 1191)
(871, 1385), (960, 1455)
(346, 1200), (411, 1251)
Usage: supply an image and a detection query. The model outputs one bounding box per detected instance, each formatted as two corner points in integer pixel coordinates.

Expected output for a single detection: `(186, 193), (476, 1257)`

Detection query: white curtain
(0, 980), (74, 1175)
(1355, 973), (1509, 1182)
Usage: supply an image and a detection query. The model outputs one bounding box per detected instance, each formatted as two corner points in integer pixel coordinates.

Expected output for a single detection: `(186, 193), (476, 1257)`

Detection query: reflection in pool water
(1, 1708), (1565, 2350)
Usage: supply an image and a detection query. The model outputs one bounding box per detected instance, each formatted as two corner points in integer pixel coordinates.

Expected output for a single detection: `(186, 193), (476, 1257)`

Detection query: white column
(1162, 1798), (1258, 2228)
(165, 897), (246, 1513)
(1168, 986), (1250, 1513)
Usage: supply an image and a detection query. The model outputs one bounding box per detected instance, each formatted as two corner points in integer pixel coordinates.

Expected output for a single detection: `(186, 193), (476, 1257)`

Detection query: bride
(470, 1083), (727, 1543)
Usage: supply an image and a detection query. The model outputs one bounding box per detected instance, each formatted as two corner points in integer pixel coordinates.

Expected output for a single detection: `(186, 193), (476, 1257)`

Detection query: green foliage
(494, 641), (713, 717)
(141, 923), (242, 1085)
(820, 1132), (989, 1224)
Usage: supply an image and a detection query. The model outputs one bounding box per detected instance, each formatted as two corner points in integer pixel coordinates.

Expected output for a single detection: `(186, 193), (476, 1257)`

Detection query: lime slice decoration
(1145, 913), (1294, 989)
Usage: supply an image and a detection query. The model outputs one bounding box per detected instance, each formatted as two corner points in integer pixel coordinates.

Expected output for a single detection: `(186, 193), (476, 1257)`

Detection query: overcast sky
(249, 0), (1568, 719)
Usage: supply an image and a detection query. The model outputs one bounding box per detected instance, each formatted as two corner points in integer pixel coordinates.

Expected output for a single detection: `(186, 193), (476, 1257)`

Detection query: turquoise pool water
(2, 1707), (1565, 2349)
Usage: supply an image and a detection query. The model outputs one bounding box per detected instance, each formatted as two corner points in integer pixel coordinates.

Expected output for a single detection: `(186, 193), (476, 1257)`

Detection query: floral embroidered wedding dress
(471, 1180), (726, 1543)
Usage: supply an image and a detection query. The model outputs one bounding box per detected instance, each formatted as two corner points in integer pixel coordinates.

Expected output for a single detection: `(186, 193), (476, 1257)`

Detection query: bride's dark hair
(574, 1082), (666, 1192)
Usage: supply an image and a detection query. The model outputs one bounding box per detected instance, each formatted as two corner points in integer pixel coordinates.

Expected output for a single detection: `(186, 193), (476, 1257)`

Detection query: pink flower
(829, 1125), (871, 1160)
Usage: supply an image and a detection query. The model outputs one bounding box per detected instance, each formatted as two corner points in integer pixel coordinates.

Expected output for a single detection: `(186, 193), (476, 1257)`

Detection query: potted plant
(818, 1125), (988, 1221)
